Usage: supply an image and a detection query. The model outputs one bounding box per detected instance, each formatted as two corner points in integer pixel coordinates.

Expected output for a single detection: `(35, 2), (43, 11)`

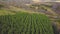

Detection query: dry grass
(0, 9), (16, 15)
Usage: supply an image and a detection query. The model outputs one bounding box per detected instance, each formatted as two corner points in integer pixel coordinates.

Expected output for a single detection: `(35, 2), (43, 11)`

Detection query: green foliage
(0, 4), (4, 9)
(0, 12), (54, 34)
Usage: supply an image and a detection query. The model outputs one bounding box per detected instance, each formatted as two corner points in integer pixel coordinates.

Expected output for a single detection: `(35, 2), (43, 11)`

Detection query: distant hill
(0, 0), (60, 15)
(0, 0), (59, 5)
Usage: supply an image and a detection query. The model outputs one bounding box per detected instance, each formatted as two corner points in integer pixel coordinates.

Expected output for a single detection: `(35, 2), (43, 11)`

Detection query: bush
(0, 4), (4, 9)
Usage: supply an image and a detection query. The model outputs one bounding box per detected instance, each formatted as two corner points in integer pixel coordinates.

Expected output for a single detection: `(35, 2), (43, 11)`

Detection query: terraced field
(0, 11), (54, 34)
(0, 2), (60, 34)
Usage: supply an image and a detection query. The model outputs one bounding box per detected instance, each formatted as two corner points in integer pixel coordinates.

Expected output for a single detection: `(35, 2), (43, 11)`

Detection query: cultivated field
(0, 11), (54, 34)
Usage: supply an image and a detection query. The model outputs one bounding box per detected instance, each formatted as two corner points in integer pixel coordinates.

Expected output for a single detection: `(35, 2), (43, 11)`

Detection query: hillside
(0, 1), (60, 34)
(0, 10), (54, 34)
(0, 6), (60, 34)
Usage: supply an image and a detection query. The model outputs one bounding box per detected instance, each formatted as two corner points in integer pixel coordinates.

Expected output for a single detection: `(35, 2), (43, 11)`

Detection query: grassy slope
(0, 8), (54, 34)
(0, 9), (16, 15)
(0, 11), (54, 34)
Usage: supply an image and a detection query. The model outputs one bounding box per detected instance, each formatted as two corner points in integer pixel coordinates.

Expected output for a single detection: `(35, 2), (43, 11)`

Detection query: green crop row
(0, 12), (54, 34)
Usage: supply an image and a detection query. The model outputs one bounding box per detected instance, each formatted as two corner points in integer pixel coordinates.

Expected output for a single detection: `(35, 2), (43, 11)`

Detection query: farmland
(0, 1), (60, 34)
(0, 11), (54, 34)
